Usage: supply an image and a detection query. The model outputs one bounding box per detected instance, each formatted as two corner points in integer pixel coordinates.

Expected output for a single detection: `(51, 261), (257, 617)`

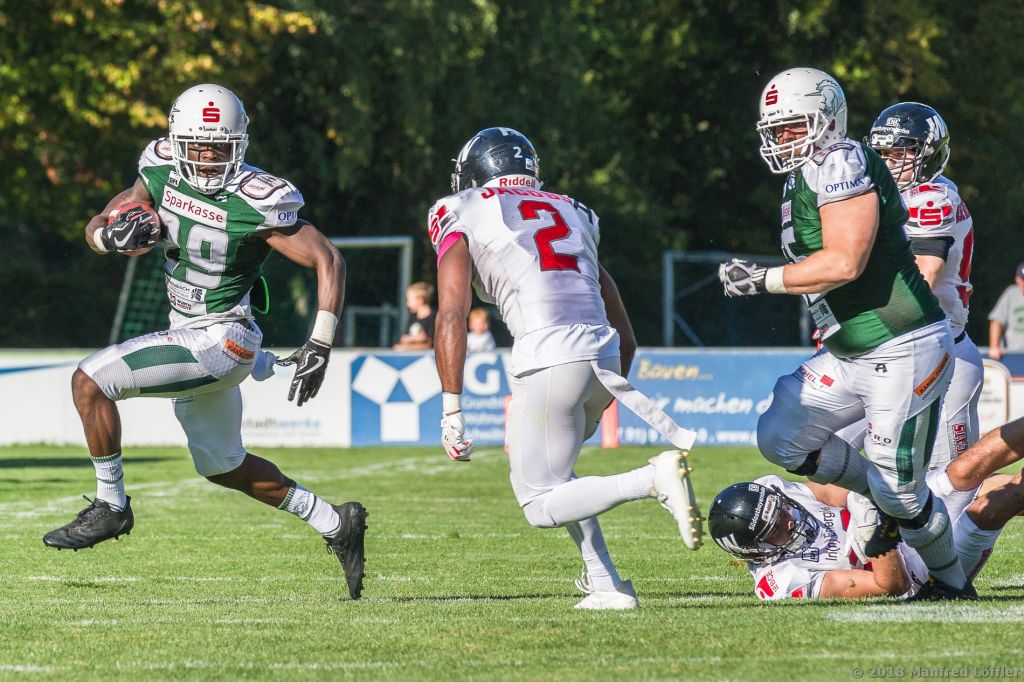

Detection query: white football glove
(847, 491), (881, 565)
(718, 258), (769, 297)
(441, 410), (474, 462)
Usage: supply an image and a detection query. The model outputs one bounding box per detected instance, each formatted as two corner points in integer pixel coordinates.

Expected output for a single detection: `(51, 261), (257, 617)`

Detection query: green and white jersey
(138, 139), (304, 329)
(780, 139), (944, 358)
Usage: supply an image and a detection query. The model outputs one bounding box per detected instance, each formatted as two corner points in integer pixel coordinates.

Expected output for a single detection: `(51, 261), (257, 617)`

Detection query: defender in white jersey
(708, 470), (1020, 601)
(42, 85), (368, 599)
(859, 103), (983, 474)
(432, 127), (702, 610)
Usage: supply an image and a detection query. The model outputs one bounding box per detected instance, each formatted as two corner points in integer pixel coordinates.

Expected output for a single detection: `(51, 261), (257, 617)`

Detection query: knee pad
(520, 496), (559, 529)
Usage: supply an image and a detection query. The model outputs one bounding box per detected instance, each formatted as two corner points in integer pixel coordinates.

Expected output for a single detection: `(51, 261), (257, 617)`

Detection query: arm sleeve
(909, 236), (954, 259)
(258, 187), (305, 230)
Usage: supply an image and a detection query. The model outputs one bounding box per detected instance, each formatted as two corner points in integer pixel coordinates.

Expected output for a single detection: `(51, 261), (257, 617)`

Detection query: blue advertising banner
(349, 351), (512, 447)
(347, 348), (812, 448)
(614, 349), (810, 447)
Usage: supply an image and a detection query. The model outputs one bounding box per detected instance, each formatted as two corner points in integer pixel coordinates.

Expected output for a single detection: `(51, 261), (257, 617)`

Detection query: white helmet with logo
(756, 68), (848, 174)
(168, 84), (249, 194)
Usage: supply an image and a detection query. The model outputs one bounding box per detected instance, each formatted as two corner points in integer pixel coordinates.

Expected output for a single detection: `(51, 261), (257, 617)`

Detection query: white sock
(899, 496), (967, 589)
(954, 512), (1001, 580)
(278, 483), (341, 536)
(92, 452), (126, 511)
(930, 467), (978, 525)
(566, 518), (621, 592)
(542, 465), (655, 526)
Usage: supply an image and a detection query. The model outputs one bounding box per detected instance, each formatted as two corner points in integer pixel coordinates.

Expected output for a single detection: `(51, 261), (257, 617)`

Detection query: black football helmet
(451, 127), (541, 193)
(708, 482), (820, 564)
(866, 102), (950, 190)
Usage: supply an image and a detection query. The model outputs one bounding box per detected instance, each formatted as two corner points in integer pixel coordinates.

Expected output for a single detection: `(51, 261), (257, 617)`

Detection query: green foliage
(2, 1), (1023, 345)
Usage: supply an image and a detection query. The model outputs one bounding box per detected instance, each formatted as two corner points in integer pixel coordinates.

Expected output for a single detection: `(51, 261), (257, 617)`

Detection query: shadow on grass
(0, 457), (174, 469)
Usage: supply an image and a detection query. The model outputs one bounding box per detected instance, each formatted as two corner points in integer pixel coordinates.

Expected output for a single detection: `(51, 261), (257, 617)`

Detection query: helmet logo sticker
(812, 79), (842, 117)
(202, 101), (221, 123)
(761, 496), (777, 523)
(765, 87), (779, 106)
(886, 116), (901, 126)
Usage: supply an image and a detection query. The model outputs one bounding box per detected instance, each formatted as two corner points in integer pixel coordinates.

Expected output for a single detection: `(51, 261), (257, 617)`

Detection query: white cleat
(649, 450), (703, 550)
(573, 579), (638, 610)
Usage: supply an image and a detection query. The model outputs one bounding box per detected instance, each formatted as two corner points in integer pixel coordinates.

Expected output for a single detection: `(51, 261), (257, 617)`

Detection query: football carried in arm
(107, 201), (164, 256)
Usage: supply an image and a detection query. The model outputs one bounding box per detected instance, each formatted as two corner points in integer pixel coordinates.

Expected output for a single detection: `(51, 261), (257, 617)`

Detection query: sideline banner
(4, 348), (1022, 448)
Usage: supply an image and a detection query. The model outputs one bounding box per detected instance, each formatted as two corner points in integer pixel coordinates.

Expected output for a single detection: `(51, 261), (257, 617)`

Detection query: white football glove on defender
(718, 258), (768, 297)
(441, 410), (474, 462)
(847, 491), (881, 564)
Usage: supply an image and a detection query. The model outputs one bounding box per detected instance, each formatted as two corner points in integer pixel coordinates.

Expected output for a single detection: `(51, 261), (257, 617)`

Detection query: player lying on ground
(431, 127), (702, 610)
(43, 84), (367, 599)
(707, 468), (1021, 600)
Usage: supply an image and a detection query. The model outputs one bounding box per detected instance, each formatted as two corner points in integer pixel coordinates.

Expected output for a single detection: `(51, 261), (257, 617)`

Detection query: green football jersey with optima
(780, 140), (944, 358)
(137, 138), (304, 327)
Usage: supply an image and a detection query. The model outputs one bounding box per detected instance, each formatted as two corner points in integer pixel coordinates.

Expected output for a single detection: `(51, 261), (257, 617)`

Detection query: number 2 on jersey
(518, 200), (580, 272)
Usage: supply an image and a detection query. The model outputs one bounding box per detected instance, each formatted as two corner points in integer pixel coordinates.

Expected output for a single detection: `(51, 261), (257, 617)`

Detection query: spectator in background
(466, 307), (496, 352)
(988, 263), (1024, 360)
(393, 281), (437, 350)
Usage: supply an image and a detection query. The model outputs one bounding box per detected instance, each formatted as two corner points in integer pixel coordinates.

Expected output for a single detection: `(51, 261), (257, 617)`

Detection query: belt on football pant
(590, 360), (697, 452)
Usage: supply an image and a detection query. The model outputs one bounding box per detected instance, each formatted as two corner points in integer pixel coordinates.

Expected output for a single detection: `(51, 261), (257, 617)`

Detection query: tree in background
(2, 0), (1022, 347)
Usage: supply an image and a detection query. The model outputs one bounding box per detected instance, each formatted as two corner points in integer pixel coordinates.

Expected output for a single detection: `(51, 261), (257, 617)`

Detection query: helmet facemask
(171, 136), (248, 195)
(756, 111), (832, 174)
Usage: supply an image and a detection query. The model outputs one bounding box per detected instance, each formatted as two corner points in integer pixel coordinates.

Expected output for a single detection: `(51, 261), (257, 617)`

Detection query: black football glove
(99, 206), (162, 253)
(718, 258), (769, 297)
(276, 339), (331, 407)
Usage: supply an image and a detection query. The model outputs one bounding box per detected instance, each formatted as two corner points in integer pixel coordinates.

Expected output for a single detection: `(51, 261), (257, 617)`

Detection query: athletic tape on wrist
(310, 310), (338, 345)
(442, 392), (462, 414)
(91, 228), (110, 254)
(764, 266), (787, 294)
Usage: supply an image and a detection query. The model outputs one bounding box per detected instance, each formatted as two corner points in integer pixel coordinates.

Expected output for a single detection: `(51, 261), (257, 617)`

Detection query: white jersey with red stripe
(902, 175), (974, 336)
(428, 183), (618, 376)
(746, 476), (928, 600)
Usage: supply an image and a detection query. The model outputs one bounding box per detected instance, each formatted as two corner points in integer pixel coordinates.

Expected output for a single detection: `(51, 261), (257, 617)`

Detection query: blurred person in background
(466, 307), (496, 352)
(987, 262), (1024, 360)
(393, 281), (436, 350)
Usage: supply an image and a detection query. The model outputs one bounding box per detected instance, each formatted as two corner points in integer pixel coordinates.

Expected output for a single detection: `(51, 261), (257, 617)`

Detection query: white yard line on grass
(830, 604), (1024, 623)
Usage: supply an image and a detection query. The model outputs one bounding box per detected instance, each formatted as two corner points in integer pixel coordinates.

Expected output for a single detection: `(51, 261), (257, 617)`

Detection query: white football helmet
(756, 68), (848, 174)
(168, 84), (249, 194)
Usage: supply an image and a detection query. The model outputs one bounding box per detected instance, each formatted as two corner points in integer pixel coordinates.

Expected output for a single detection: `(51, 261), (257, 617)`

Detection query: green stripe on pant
(896, 399), (941, 486)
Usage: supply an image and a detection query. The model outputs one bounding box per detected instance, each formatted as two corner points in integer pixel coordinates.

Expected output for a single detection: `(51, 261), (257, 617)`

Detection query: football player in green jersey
(716, 68), (971, 599)
(43, 84), (367, 600)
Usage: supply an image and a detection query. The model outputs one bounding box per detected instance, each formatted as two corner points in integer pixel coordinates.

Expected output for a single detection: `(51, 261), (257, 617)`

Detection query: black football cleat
(864, 510), (902, 558)
(43, 496), (134, 550)
(324, 501), (368, 600)
(908, 577), (978, 601)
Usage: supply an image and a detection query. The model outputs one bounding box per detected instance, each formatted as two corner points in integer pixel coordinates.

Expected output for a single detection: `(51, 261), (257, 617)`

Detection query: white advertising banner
(0, 351), (350, 448)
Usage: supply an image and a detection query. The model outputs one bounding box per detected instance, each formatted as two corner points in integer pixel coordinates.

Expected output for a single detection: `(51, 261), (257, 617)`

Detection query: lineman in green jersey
(43, 84), (367, 600)
(717, 68), (971, 599)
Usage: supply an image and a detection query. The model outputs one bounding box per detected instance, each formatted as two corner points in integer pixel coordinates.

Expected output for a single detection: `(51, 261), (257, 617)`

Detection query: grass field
(2, 444), (1023, 680)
